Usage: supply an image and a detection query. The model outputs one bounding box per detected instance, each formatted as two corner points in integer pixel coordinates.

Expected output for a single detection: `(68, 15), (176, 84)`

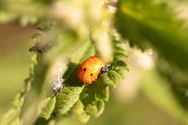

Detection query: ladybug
(77, 55), (108, 85)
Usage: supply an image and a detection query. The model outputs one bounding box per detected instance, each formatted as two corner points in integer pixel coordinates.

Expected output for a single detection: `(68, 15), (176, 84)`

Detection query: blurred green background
(0, 24), (32, 115)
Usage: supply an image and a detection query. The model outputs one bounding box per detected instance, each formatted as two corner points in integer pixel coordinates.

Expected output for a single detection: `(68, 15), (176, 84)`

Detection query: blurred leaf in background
(115, 0), (188, 71)
(0, 24), (34, 116)
(115, 0), (188, 124)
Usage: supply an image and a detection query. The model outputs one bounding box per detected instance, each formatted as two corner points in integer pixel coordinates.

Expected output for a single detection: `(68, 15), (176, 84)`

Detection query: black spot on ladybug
(83, 68), (87, 71)
(90, 73), (93, 76)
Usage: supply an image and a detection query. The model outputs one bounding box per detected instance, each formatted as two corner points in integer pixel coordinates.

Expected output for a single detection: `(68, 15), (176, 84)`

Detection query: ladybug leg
(99, 65), (109, 77)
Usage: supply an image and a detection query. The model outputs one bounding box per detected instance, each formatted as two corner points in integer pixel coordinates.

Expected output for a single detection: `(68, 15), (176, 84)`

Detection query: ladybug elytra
(77, 55), (108, 85)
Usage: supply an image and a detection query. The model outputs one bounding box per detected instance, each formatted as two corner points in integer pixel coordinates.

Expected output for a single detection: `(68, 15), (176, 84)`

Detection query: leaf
(115, 0), (188, 71)
(50, 32), (128, 123)
(85, 99), (104, 117)
(0, 53), (37, 125)
(33, 97), (56, 125)
(140, 68), (188, 124)
(79, 79), (108, 117)
(19, 51), (50, 125)
(67, 37), (126, 121)
(103, 34), (128, 87)
(53, 39), (95, 116)
(0, 0), (49, 25)
(38, 97), (56, 120)
(31, 26), (97, 124)
(66, 34), (128, 123)
(36, 20), (56, 32)
(115, 1), (188, 123)
(11, 22), (57, 125)
(54, 86), (84, 115)
(156, 58), (188, 112)
(70, 101), (90, 123)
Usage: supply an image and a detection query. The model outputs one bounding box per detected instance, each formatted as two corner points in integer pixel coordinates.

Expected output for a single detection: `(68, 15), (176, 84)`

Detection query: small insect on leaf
(77, 55), (108, 85)
(52, 73), (64, 95)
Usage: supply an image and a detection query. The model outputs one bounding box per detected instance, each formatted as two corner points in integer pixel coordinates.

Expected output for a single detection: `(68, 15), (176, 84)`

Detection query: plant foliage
(1, 0), (188, 124)
(115, 0), (188, 71)
(1, 20), (128, 125)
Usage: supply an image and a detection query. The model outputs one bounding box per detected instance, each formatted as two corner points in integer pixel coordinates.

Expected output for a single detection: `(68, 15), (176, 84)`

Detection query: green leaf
(103, 34), (128, 87)
(70, 101), (90, 123)
(53, 39), (95, 116)
(85, 99), (104, 117)
(38, 97), (56, 120)
(0, 53), (37, 125)
(156, 58), (188, 112)
(51, 32), (128, 123)
(105, 70), (122, 87)
(34, 97), (56, 125)
(79, 79), (108, 117)
(115, 1), (188, 123)
(54, 86), (84, 115)
(31, 27), (97, 124)
(0, 0), (48, 25)
(19, 54), (50, 125)
(115, 0), (188, 71)
(140, 68), (188, 124)
(36, 20), (56, 32)
(71, 100), (90, 123)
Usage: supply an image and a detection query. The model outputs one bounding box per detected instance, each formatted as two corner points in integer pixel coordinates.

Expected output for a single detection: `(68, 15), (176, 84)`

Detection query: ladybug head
(99, 65), (109, 77)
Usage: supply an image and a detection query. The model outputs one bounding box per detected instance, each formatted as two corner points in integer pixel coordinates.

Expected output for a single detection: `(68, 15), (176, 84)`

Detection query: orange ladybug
(77, 55), (108, 85)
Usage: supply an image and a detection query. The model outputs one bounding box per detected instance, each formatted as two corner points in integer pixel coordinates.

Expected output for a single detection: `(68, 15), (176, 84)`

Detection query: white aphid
(52, 73), (63, 95)
(49, 57), (68, 95)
